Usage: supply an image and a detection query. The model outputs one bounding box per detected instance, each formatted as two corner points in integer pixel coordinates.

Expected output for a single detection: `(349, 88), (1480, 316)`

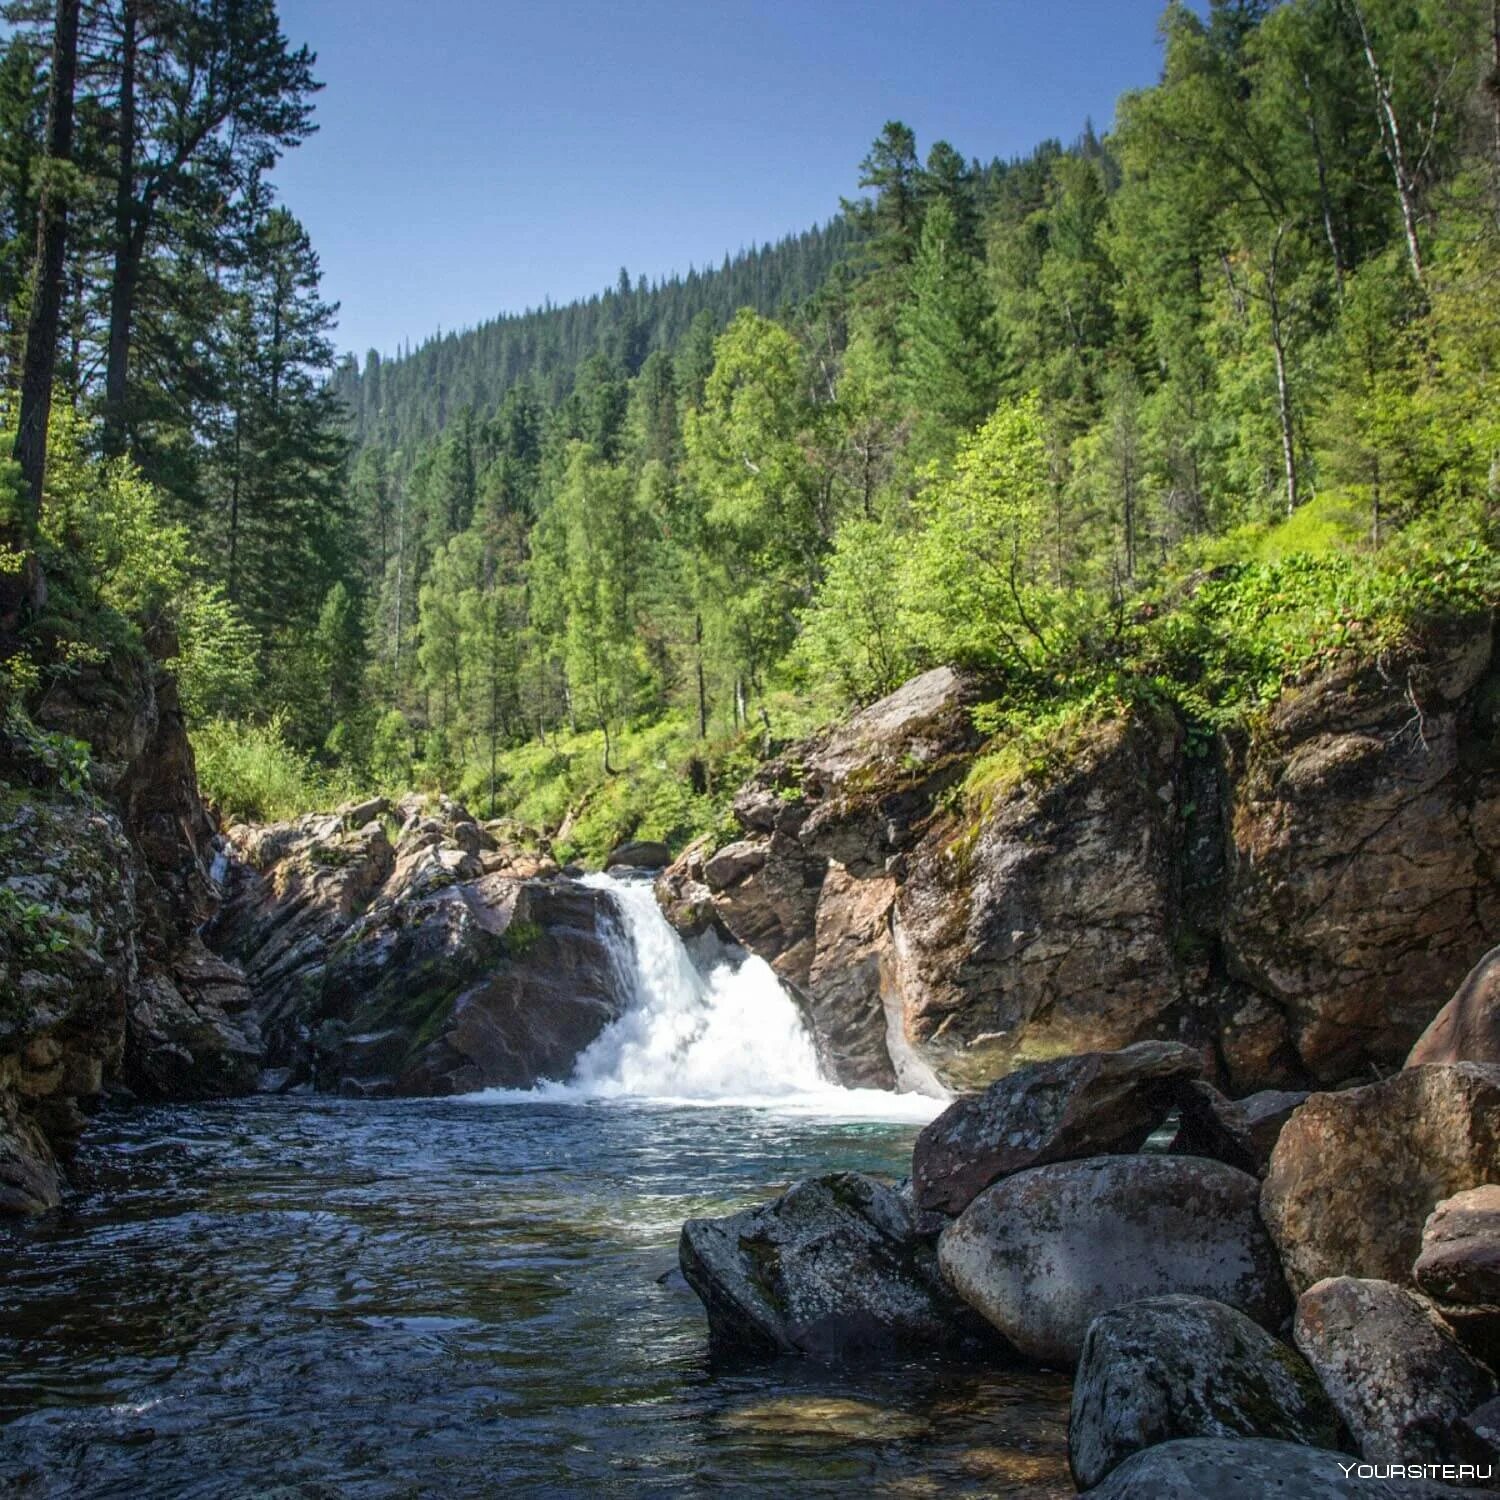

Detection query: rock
(692, 622), (1500, 1098)
(653, 837), (729, 943)
(702, 839), (768, 891)
(211, 791), (636, 1096)
(1261, 1064), (1500, 1295)
(1068, 1295), (1345, 1490)
(912, 1041), (1203, 1215)
(1414, 1186), (1500, 1370)
(321, 878), (632, 1096)
(1170, 1083), (1309, 1176)
(1415, 1186), (1500, 1306)
(0, 639), (268, 1212)
(604, 839), (671, 871)
(1224, 619), (1500, 1083)
(1463, 1397), (1500, 1466)
(1409, 946), (1500, 1067)
(337, 795), (389, 829)
(937, 1155), (1290, 1367)
(1294, 1276), (1496, 1464)
(679, 1172), (994, 1360)
(893, 707), (1204, 1092)
(1083, 1438), (1474, 1498)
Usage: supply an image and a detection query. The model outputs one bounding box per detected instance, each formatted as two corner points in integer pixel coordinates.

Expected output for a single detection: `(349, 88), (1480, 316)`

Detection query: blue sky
(272, 0), (1184, 361)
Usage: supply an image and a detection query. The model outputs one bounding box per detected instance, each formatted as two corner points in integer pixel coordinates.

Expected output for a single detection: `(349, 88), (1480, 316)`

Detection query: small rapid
(472, 872), (945, 1121)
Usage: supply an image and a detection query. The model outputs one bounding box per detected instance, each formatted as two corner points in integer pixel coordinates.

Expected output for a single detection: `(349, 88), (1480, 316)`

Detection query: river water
(0, 877), (1072, 1498)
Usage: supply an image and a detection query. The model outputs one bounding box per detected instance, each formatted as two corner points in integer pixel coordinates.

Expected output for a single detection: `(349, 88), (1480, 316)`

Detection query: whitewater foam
(468, 872), (946, 1122)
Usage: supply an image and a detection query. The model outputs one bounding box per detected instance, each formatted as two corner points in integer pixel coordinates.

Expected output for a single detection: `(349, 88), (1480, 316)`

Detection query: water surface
(1, 1096), (1071, 1497)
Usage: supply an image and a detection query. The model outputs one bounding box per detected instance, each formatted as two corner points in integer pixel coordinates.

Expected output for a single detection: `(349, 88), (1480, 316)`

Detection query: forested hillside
(3, 0), (1498, 869)
(329, 217), (860, 452)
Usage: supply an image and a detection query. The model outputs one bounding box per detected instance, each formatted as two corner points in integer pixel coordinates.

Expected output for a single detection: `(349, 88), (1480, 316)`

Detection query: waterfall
(472, 872), (944, 1120)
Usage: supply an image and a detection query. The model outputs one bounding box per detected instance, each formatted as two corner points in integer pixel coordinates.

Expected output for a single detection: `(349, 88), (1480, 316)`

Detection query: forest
(2, 0), (1498, 863)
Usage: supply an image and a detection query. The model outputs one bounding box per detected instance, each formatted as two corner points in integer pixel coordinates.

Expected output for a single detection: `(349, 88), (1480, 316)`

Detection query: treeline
(297, 0), (1498, 847)
(331, 217), (861, 453)
(4, 1), (1498, 853)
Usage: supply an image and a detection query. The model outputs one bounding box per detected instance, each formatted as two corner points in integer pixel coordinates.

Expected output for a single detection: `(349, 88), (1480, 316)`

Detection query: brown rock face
(911, 1041), (1204, 1215)
(1261, 1064), (1500, 1295)
(669, 619), (1500, 1096)
(1225, 622), (1500, 1083)
(1409, 946), (1500, 1067)
(1293, 1277), (1496, 1463)
(210, 796), (632, 1096)
(2, 644), (260, 1213)
(1169, 1084), (1309, 1177)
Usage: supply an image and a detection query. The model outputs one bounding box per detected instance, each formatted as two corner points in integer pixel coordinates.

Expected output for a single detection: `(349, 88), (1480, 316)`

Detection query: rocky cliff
(660, 615), (1500, 1095)
(207, 796), (632, 1097)
(1, 643), (259, 1214)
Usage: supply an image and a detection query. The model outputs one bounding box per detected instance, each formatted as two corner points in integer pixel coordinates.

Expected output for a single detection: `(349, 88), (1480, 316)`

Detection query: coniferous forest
(3, 0), (1499, 863)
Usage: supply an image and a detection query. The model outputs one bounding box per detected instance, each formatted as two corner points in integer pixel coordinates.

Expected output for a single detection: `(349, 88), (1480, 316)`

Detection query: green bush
(193, 714), (350, 824)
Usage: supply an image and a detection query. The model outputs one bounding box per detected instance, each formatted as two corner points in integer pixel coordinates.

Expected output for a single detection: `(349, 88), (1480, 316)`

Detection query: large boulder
(892, 708), (1201, 1091)
(1068, 1295), (1345, 1490)
(1260, 1063), (1500, 1294)
(1409, 946), (1500, 1067)
(1083, 1438), (1474, 1498)
(1294, 1277), (1497, 1464)
(937, 1155), (1290, 1367)
(679, 1172), (993, 1361)
(1224, 620), (1500, 1083)
(1169, 1083), (1308, 1176)
(1414, 1186), (1500, 1370)
(604, 839), (671, 871)
(911, 1041), (1203, 1215)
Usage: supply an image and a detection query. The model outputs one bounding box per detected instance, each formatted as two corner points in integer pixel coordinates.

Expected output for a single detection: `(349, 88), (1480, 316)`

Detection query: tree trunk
(102, 0), (139, 457)
(13, 0), (80, 507)
(1267, 229), (1300, 516)
(6, 0), (81, 629)
(694, 612), (708, 739)
(1302, 76), (1346, 297)
(1346, 0), (1425, 286)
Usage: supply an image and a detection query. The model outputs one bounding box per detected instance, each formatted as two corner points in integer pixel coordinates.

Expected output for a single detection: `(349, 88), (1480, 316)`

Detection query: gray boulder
(1083, 1438), (1474, 1497)
(1069, 1295), (1344, 1490)
(911, 1040), (1203, 1216)
(605, 839), (672, 871)
(937, 1154), (1290, 1367)
(1294, 1276), (1497, 1464)
(679, 1172), (993, 1360)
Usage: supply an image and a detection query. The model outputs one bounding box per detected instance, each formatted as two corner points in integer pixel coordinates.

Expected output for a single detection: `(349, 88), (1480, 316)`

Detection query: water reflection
(0, 1096), (1071, 1497)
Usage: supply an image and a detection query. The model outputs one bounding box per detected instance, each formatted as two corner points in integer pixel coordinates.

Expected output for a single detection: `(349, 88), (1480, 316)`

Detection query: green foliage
(193, 714), (352, 825)
(904, 395), (1057, 667)
(795, 516), (919, 702)
(174, 584), (259, 723)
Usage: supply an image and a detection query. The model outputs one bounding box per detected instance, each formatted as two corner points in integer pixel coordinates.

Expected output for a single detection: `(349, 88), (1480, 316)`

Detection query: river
(0, 876), (1072, 1498)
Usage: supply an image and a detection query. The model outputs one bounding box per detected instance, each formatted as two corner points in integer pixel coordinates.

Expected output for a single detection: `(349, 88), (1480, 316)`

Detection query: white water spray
(472, 873), (943, 1121)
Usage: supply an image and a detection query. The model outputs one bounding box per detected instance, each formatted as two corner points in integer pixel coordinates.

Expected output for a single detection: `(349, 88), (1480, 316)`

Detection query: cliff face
(207, 797), (633, 1098)
(661, 616), (1500, 1095)
(1, 645), (259, 1214)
